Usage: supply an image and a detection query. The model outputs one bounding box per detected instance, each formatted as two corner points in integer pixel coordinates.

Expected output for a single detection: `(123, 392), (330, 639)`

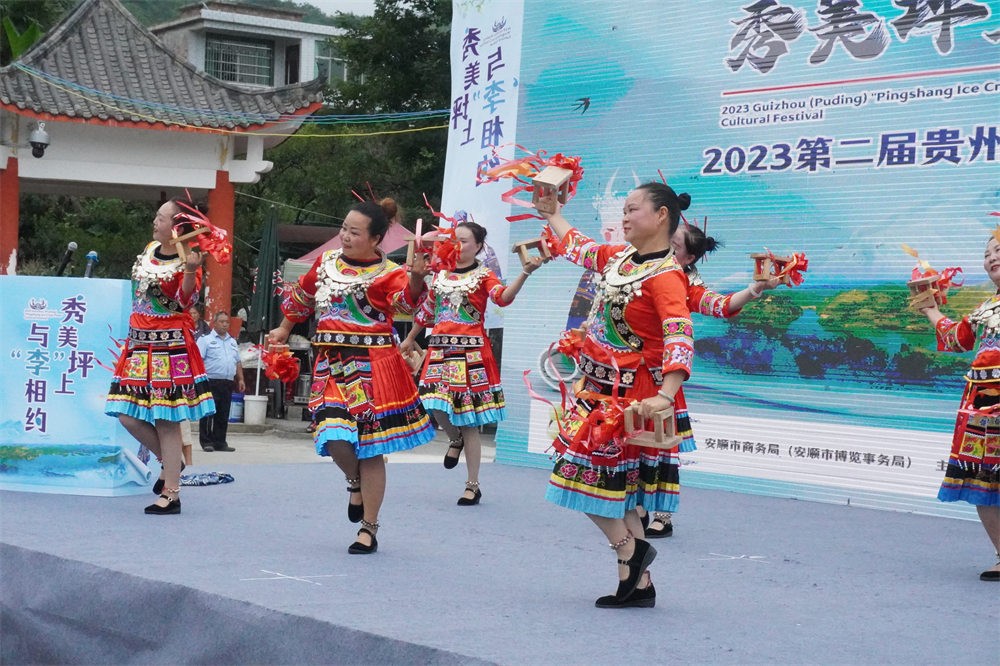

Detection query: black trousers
(200, 378), (234, 447)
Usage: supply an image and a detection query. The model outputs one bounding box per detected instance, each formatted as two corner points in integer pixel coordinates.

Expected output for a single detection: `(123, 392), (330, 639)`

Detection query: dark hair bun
(677, 193), (691, 211)
(379, 197), (398, 223)
(704, 236), (720, 253)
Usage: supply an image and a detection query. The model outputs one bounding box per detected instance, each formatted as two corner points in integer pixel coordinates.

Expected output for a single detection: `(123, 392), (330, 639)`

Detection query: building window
(205, 34), (274, 86)
(315, 41), (361, 85)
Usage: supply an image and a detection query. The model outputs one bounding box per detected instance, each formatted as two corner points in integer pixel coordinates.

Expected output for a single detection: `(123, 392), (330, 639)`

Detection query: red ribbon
(556, 327), (584, 362)
(569, 351), (627, 452)
(172, 199), (232, 265)
(95, 324), (125, 373)
(768, 250), (808, 286)
(477, 144), (585, 222)
(910, 265), (964, 304)
(256, 345), (301, 384)
(418, 196), (462, 272)
(524, 338), (634, 455)
(429, 227), (460, 273)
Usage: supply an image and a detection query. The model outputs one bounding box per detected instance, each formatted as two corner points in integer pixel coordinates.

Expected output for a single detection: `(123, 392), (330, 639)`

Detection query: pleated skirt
(310, 344), (434, 459)
(418, 343), (506, 427)
(545, 369), (688, 519)
(105, 326), (216, 423)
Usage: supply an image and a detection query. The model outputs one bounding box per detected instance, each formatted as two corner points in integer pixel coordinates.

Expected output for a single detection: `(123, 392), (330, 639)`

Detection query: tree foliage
(0, 0), (76, 64)
(257, 0), (452, 216)
(17, 197), (157, 278)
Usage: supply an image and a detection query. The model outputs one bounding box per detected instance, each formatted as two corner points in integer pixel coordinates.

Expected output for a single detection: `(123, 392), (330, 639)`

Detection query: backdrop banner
(442, 0), (525, 328)
(0, 276), (152, 495)
(484, 0), (998, 518)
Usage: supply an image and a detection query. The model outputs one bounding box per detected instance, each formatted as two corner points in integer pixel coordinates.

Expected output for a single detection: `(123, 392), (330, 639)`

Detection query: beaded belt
(427, 334), (484, 348)
(129, 328), (186, 343)
(578, 352), (663, 389)
(313, 332), (394, 347)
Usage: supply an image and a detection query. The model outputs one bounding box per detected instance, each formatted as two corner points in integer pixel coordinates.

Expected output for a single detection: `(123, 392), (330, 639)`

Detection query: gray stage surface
(2, 461), (998, 665)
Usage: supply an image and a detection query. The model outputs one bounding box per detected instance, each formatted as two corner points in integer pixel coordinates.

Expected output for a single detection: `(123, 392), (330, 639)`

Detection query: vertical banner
(442, 0), (524, 326)
(0, 276), (152, 495)
(492, 0), (998, 517)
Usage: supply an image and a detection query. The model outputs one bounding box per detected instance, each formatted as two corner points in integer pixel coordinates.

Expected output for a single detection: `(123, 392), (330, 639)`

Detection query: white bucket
(243, 395), (268, 426)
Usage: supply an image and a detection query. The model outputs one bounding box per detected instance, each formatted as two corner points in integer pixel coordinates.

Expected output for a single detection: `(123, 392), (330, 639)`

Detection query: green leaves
(2, 16), (41, 60)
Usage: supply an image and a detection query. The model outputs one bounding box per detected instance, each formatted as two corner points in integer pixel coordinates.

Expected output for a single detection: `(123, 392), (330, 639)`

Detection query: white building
(151, 1), (350, 89)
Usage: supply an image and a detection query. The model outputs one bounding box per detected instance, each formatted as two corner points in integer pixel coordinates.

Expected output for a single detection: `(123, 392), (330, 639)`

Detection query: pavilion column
(0, 157), (20, 275)
(205, 170), (234, 318)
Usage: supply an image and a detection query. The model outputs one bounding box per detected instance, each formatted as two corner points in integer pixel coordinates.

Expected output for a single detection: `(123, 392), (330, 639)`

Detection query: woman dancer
(537, 181), (693, 608)
(400, 221), (543, 505)
(105, 198), (216, 515)
(920, 233), (1000, 581)
(639, 223), (782, 538)
(268, 198), (435, 554)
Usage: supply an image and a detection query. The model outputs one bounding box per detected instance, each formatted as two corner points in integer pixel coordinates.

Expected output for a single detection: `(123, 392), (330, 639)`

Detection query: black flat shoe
(457, 484), (481, 506)
(595, 582), (656, 609)
(348, 521), (379, 554)
(201, 445), (214, 452)
(618, 539), (656, 599)
(144, 494), (181, 515)
(980, 569), (1000, 581)
(645, 514), (673, 539)
(347, 481), (364, 524)
(153, 462), (185, 495)
(443, 435), (464, 469)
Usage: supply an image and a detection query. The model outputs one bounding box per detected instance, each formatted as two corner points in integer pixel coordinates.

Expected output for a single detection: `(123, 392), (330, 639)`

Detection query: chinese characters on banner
(490, 1), (996, 516)
(442, 1), (524, 327)
(713, 1), (998, 173)
(21, 295), (96, 434)
(1, 277), (130, 447)
(727, 0), (996, 74)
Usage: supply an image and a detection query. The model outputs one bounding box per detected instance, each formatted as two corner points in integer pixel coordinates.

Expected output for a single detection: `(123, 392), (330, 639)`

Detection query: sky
(307, 0), (376, 16)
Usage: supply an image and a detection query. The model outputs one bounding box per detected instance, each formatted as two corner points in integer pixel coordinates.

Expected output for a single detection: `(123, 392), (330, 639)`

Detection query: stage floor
(2, 451), (999, 665)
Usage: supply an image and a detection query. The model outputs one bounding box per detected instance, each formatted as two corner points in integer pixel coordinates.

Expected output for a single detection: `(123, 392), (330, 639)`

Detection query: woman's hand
(267, 325), (290, 346)
(523, 255), (545, 274)
(410, 251), (430, 281)
(760, 276), (782, 291)
(399, 336), (416, 355)
(634, 393), (675, 420)
(534, 189), (561, 220)
(185, 249), (202, 272)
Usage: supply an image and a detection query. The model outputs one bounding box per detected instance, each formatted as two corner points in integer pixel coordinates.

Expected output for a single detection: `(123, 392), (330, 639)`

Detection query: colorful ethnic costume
(280, 249), (435, 459)
(546, 230), (694, 518)
(413, 262), (509, 427)
(934, 295), (1000, 506)
(105, 242), (215, 422)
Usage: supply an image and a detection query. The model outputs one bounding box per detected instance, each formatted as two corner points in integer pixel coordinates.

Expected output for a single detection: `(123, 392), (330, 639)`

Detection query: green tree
(17, 196), (154, 278)
(0, 0), (76, 64)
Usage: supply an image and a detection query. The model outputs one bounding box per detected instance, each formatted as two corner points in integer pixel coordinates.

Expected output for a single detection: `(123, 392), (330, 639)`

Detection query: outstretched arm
(726, 276), (783, 312)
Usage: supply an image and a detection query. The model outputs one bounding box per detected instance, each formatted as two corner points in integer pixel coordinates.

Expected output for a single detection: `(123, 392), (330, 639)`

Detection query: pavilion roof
(0, 0), (324, 132)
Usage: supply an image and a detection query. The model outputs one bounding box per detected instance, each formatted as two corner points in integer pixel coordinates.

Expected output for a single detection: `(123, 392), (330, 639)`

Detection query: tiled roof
(0, 0), (324, 130)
